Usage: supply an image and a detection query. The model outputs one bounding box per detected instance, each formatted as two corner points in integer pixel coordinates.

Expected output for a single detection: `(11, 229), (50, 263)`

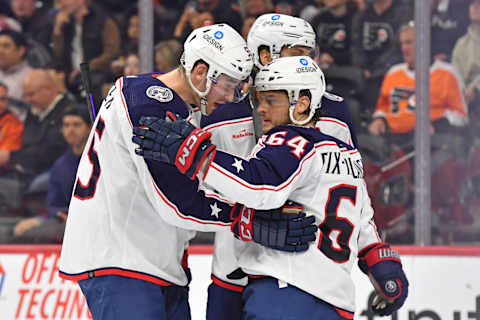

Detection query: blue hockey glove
(132, 116), (216, 179)
(230, 201), (317, 252)
(358, 243), (409, 316)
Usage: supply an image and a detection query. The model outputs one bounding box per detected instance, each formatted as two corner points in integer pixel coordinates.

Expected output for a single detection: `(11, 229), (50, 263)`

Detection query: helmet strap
(185, 68), (213, 115)
(289, 104), (314, 126)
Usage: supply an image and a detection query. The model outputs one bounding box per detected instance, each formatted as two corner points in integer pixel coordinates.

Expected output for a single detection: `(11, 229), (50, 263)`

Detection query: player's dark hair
(258, 45), (270, 60)
(299, 88), (320, 121)
(193, 59), (209, 70)
(179, 59), (209, 75)
(0, 82), (7, 91)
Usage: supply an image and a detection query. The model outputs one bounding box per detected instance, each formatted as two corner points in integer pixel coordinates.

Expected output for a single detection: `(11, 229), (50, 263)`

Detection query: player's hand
(358, 243), (409, 316)
(132, 116), (216, 179)
(230, 201), (317, 252)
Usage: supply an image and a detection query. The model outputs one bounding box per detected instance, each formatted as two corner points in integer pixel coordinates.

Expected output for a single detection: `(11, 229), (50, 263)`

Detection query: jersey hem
(211, 274), (245, 292)
(59, 267), (178, 287)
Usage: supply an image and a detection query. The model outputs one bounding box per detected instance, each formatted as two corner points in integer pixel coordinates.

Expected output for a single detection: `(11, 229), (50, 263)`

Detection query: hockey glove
(230, 201), (317, 252)
(358, 243), (409, 316)
(133, 116), (216, 179)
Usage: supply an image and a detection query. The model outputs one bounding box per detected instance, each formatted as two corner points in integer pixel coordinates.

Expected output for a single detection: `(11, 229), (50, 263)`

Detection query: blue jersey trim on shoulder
(122, 73), (190, 126)
(123, 74), (233, 225)
(320, 96), (358, 148)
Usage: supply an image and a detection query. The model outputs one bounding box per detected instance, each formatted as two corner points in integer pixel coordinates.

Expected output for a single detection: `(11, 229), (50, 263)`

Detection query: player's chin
(262, 121), (272, 132)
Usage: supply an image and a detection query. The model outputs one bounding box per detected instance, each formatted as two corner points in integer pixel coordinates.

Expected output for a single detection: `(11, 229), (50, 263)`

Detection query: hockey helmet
(247, 13), (316, 69)
(253, 56), (325, 125)
(182, 24), (253, 113)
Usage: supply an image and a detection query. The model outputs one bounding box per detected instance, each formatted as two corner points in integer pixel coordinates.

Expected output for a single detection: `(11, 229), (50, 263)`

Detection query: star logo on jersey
(210, 202), (222, 218)
(232, 158), (244, 173)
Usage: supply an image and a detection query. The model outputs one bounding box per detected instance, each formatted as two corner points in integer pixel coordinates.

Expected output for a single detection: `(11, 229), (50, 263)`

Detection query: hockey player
(201, 13), (359, 320)
(133, 56), (409, 318)
(59, 24), (318, 320)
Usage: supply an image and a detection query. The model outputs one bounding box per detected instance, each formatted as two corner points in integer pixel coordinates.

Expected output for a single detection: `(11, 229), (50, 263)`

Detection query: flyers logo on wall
(0, 252), (92, 319)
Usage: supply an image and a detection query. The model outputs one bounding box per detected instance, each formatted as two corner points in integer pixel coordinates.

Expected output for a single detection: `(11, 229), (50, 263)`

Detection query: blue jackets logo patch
(146, 86), (173, 103)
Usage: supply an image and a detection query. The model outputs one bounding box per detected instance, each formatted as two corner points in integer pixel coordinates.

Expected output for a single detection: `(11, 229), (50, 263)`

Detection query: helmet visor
(248, 87), (291, 110)
(209, 74), (252, 103)
(282, 44), (319, 60)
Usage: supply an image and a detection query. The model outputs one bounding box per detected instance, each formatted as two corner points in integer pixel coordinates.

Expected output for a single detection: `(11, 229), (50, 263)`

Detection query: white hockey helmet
(247, 13), (316, 69)
(254, 56), (326, 125)
(181, 24), (253, 113)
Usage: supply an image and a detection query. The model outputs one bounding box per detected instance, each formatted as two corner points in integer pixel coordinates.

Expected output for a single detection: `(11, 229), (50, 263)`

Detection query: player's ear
(296, 95), (311, 114)
(259, 48), (272, 66)
(191, 62), (209, 91)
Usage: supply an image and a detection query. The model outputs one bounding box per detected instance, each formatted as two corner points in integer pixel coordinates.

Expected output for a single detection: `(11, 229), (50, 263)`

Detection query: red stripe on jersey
(151, 179), (231, 227)
(182, 250), (189, 269)
(209, 149), (315, 192)
(334, 306), (354, 319)
(211, 274), (244, 292)
(118, 77), (133, 128)
(204, 117), (253, 131)
(204, 190), (231, 203)
(315, 142), (338, 149)
(59, 268), (175, 286)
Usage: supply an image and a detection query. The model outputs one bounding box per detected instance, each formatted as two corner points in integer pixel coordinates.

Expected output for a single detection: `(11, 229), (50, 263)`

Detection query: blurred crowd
(0, 0), (478, 245)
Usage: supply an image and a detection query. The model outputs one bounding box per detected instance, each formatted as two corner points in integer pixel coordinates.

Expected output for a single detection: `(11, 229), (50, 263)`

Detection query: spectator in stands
(123, 7), (139, 55)
(0, 14), (22, 32)
(0, 69), (74, 212)
(196, 0), (242, 31)
(368, 22), (468, 139)
(51, 0), (120, 103)
(351, 0), (412, 114)
(313, 0), (358, 67)
(12, 69), (73, 177)
(45, 62), (76, 101)
(431, 0), (470, 62)
(241, 16), (256, 39)
(7, 105), (91, 243)
(311, 0), (363, 129)
(452, 0), (480, 120)
(0, 29), (31, 112)
(274, 1), (295, 15)
(0, 82), (23, 169)
(299, 0), (323, 23)
(239, 0), (274, 19)
(154, 39), (182, 73)
(10, 0), (53, 49)
(174, 6), (214, 40)
(123, 53), (140, 77)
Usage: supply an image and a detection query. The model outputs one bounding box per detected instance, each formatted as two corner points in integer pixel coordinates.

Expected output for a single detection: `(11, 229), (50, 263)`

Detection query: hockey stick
(79, 62), (96, 124)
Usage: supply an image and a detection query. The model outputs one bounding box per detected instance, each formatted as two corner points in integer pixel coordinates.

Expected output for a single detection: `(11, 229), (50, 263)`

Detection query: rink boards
(0, 245), (479, 320)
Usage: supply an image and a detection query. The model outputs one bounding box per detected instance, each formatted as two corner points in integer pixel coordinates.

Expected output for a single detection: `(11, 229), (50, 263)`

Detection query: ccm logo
(177, 129), (208, 166)
(240, 207), (253, 240)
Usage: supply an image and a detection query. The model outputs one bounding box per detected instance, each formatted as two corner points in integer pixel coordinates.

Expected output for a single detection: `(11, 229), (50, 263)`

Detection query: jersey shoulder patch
(146, 85), (173, 103)
(121, 73), (190, 126)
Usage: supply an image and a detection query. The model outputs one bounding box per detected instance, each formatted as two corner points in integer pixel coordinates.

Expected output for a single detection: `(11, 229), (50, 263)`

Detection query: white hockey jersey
(201, 125), (381, 312)
(201, 101), (257, 289)
(59, 74), (241, 287)
(203, 92), (360, 290)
